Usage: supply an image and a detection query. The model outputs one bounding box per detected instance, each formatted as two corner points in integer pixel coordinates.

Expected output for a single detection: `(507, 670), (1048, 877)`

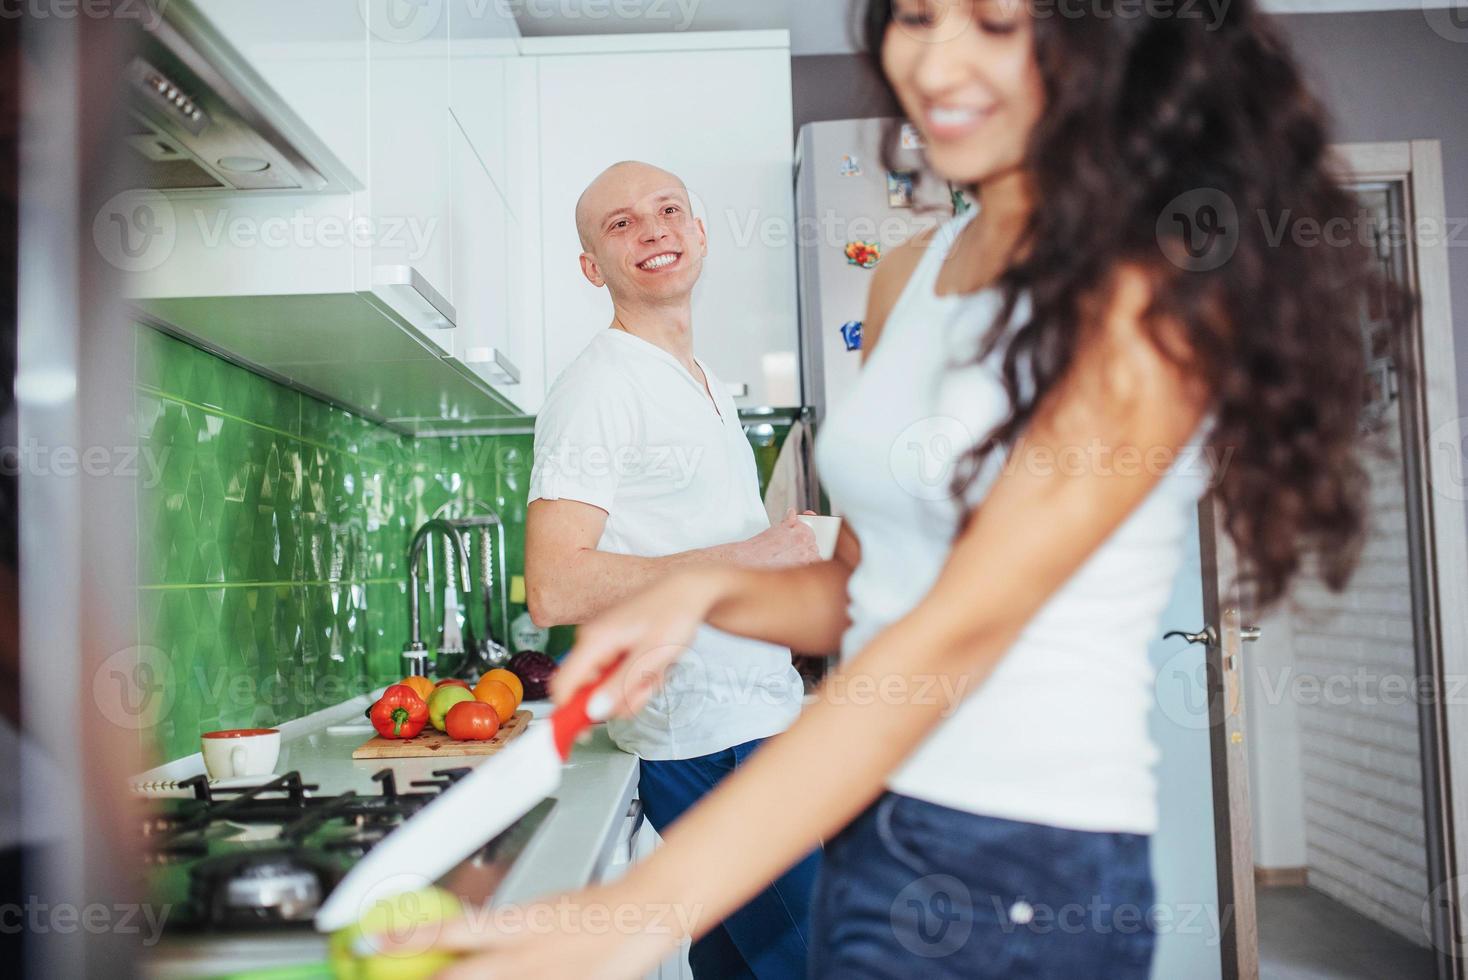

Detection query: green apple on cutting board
(426, 686), (475, 732)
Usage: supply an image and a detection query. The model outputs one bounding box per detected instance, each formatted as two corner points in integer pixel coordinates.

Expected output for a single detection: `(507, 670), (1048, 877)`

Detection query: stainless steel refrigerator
(794, 117), (961, 424)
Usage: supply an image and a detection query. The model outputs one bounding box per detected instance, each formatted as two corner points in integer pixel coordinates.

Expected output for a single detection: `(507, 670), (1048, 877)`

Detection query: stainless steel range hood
(124, 0), (359, 194)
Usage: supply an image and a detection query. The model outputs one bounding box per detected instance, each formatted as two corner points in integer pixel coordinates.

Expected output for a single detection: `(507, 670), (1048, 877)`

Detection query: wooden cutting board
(351, 709), (534, 759)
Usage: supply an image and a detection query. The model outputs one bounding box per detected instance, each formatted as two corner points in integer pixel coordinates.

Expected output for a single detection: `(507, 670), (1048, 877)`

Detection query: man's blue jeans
(638, 737), (822, 979)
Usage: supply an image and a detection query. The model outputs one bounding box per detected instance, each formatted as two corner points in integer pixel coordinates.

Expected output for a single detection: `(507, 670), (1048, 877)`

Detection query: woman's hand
(549, 567), (732, 719)
(377, 882), (685, 980)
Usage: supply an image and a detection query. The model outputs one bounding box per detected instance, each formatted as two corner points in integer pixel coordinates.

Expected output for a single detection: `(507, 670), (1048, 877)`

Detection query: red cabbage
(508, 650), (558, 701)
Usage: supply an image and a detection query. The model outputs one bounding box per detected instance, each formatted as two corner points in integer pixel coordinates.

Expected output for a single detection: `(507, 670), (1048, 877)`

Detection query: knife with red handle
(314, 665), (618, 933)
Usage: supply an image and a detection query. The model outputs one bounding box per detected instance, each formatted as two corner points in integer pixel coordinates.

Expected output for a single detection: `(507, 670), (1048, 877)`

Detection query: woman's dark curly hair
(864, 0), (1407, 607)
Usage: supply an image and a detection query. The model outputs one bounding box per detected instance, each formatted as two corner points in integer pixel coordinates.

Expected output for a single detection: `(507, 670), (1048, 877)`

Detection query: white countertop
(139, 691), (640, 978)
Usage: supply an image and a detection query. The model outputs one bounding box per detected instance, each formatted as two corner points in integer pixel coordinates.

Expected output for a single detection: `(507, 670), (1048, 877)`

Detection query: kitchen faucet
(403, 519), (472, 678)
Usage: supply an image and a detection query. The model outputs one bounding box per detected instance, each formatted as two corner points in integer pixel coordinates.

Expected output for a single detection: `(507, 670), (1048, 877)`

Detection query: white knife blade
(314, 722), (562, 933)
(314, 669), (613, 935)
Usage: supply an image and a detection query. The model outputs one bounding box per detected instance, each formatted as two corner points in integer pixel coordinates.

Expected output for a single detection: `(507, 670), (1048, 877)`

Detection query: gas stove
(143, 769), (554, 935)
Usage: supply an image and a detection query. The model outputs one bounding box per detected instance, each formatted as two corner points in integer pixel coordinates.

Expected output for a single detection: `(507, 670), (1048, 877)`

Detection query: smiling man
(525, 161), (820, 978)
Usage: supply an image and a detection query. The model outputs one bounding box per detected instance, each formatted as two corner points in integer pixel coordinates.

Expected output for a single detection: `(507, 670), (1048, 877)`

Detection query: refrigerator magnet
(839, 154), (863, 177)
(845, 240), (882, 269)
(839, 321), (864, 352)
(900, 123), (924, 149)
(886, 171), (915, 208)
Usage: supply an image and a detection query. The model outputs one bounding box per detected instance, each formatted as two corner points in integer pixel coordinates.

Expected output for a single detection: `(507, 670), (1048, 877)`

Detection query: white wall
(1243, 605), (1309, 870)
(1288, 390), (1430, 945)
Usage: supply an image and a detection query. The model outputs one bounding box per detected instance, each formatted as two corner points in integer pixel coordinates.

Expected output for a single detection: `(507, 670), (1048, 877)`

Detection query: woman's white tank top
(815, 208), (1207, 833)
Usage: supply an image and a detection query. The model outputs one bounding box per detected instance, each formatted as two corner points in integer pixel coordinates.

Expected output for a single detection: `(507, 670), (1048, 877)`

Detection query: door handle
(1163, 626), (1217, 646)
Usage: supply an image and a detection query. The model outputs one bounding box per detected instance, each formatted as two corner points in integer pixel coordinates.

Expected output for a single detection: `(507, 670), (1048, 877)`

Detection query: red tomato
(434, 678), (471, 690)
(445, 701), (500, 741)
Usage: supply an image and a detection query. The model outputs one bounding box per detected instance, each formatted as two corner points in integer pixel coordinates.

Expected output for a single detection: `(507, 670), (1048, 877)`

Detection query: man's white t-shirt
(529, 329), (803, 760)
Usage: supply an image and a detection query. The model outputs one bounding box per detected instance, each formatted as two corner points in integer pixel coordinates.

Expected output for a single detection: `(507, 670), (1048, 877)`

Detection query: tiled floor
(1258, 886), (1438, 979)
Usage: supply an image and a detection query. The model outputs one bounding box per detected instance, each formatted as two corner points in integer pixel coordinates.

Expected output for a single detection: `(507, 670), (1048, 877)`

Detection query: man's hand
(730, 509), (820, 569)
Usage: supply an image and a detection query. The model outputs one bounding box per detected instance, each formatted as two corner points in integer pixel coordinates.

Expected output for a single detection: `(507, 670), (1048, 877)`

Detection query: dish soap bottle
(508, 575), (549, 653)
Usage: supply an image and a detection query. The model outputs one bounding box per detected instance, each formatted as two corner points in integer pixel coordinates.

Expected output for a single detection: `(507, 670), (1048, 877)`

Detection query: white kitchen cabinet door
(190, 0), (370, 183)
(448, 0), (518, 196)
(450, 120), (520, 399)
(532, 39), (799, 407)
(365, 3), (454, 354)
(506, 212), (546, 415)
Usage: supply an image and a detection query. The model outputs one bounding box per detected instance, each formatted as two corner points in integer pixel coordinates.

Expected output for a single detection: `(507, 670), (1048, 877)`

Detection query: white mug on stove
(201, 728), (281, 780)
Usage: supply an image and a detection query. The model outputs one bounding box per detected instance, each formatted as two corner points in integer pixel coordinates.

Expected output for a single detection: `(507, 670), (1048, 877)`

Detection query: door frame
(1207, 140), (1466, 977)
(1340, 139), (1467, 975)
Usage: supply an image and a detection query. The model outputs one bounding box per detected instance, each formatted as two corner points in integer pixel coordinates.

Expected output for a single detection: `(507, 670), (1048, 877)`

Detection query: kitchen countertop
(138, 691), (640, 978)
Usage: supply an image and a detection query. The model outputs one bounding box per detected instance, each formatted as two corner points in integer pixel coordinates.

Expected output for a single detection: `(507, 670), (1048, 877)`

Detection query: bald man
(526, 162), (821, 978)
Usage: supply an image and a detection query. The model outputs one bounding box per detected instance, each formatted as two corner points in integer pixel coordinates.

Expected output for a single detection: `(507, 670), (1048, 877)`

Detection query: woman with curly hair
(412, 1), (1395, 976)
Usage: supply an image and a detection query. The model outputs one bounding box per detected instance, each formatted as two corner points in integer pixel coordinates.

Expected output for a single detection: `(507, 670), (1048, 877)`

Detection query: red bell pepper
(371, 684), (429, 739)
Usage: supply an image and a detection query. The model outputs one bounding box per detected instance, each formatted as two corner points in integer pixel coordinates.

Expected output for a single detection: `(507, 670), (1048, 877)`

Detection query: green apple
(328, 885), (462, 980)
(427, 685), (476, 731)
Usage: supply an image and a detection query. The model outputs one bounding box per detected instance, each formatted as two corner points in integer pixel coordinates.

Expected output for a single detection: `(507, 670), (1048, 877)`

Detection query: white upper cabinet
(363, 1), (454, 354)
(189, 0), (370, 181)
(527, 32), (799, 409)
(450, 119), (519, 399)
(448, 0), (518, 196)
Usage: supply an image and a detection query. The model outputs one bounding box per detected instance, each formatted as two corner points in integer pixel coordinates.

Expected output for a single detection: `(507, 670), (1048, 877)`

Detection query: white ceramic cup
(201, 728), (281, 779)
(796, 514), (842, 561)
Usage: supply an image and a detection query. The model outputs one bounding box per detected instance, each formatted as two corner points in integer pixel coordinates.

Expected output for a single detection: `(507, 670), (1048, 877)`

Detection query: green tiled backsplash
(135, 326), (559, 762)
(136, 327), (787, 763)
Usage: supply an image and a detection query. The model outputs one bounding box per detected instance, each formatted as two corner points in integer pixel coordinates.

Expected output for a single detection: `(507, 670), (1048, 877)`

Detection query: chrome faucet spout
(404, 519), (472, 676)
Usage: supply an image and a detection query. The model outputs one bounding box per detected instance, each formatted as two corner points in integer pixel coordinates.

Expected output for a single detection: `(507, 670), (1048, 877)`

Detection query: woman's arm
(427, 272), (1212, 977)
(548, 534), (858, 711)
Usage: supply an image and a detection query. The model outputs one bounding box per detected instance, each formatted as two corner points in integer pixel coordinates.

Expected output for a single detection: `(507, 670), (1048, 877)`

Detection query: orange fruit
(399, 676), (435, 702)
(473, 677), (517, 725)
(482, 668), (523, 707)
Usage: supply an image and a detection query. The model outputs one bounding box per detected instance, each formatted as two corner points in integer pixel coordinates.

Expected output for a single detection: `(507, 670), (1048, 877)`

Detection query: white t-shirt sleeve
(529, 375), (640, 514)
